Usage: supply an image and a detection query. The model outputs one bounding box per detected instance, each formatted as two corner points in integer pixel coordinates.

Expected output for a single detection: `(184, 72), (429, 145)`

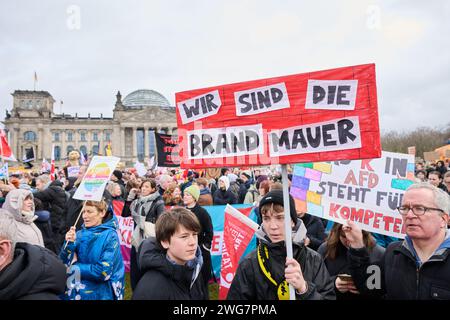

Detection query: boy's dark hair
(156, 207), (201, 245)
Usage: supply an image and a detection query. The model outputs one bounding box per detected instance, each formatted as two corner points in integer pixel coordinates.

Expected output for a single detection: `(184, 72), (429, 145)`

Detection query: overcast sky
(1, 0), (449, 133)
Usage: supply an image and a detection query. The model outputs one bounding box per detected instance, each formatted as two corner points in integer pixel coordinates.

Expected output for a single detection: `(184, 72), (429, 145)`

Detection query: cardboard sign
(73, 156), (120, 201)
(423, 151), (439, 162)
(176, 64), (381, 169)
(290, 151), (415, 238)
(407, 146), (416, 156)
(218, 205), (259, 300)
(67, 166), (80, 177)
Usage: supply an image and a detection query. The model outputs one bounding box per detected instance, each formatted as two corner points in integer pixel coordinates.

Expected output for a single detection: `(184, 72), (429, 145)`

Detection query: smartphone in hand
(337, 274), (353, 282)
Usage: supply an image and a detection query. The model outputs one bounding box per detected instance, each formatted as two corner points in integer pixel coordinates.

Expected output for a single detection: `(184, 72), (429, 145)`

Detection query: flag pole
(63, 200), (87, 250)
(281, 164), (296, 300)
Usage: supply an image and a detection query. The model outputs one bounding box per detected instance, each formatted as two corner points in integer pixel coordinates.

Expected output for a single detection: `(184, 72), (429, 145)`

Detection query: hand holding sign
(285, 257), (307, 294)
(342, 220), (365, 249)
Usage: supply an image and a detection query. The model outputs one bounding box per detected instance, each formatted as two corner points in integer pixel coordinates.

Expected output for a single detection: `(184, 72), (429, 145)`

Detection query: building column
(13, 128), (20, 161)
(132, 127), (137, 161)
(61, 130), (66, 160)
(119, 127), (125, 158)
(144, 126), (150, 158)
(38, 128), (44, 160)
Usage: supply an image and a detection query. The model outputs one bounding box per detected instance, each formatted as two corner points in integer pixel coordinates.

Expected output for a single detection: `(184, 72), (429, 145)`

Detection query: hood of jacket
(218, 176), (230, 191)
(138, 237), (203, 289)
(403, 230), (450, 266)
(2, 189), (36, 224)
(81, 213), (119, 232)
(0, 243), (66, 300)
(255, 217), (307, 247)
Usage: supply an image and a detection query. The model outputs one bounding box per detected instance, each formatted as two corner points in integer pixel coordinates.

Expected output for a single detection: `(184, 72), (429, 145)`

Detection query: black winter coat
(0, 242), (66, 300)
(64, 187), (84, 232)
(33, 181), (68, 237)
(187, 203), (214, 287)
(348, 237), (450, 300)
(301, 214), (327, 251)
(318, 242), (385, 300)
(213, 189), (237, 205)
(227, 220), (335, 300)
(132, 238), (207, 300)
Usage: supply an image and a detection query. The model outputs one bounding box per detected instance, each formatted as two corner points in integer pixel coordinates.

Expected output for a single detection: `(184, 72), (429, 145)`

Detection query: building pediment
(120, 108), (176, 123)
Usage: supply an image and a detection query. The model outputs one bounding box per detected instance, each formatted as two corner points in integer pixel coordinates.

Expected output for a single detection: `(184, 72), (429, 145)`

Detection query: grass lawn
(124, 273), (219, 300)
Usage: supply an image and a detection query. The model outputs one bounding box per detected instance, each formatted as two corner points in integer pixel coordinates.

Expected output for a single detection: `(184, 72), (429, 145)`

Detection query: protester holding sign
(346, 183), (450, 299)
(60, 200), (125, 300)
(227, 190), (335, 300)
(132, 208), (207, 300)
(317, 223), (384, 299)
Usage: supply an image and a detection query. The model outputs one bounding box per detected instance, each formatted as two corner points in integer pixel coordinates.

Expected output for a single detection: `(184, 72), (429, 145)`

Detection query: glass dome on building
(122, 89), (171, 108)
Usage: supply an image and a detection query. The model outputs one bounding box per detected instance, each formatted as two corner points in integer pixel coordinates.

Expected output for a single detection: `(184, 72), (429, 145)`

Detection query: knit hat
(112, 170), (123, 180)
(227, 173), (238, 184)
(218, 176), (230, 190)
(185, 185), (200, 202)
(258, 189), (297, 223)
(241, 171), (251, 180)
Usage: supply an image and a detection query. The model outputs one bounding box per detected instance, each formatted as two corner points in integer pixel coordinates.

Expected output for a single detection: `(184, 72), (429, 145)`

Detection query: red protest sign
(175, 64), (381, 169)
(219, 205), (259, 300)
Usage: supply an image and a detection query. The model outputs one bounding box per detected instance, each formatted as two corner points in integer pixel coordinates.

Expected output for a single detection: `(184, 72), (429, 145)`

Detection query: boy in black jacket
(184, 185), (214, 296)
(132, 208), (207, 300)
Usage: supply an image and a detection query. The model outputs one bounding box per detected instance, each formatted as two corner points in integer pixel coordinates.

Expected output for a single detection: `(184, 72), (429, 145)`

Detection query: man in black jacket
(0, 214), (66, 300)
(184, 185), (214, 296)
(227, 190), (335, 300)
(34, 175), (68, 249)
(345, 182), (450, 299)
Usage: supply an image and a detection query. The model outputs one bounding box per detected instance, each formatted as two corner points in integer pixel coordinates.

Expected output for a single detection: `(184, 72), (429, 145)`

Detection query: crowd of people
(0, 158), (449, 300)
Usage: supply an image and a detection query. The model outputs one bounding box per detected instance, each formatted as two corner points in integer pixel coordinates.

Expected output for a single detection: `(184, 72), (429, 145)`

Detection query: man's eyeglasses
(397, 205), (444, 216)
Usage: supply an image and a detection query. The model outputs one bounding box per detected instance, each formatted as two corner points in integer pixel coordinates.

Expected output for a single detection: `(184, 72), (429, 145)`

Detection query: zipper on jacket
(416, 267), (419, 300)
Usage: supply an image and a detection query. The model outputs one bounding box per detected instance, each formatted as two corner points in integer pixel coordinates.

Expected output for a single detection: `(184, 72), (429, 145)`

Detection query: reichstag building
(2, 89), (177, 167)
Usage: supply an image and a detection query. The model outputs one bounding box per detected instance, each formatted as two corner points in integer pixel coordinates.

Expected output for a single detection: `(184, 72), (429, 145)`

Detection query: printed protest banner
(204, 205), (257, 281)
(290, 151), (415, 238)
(73, 156), (120, 201)
(111, 200), (132, 272)
(67, 166), (80, 177)
(176, 64), (380, 169)
(154, 133), (180, 167)
(218, 205), (259, 300)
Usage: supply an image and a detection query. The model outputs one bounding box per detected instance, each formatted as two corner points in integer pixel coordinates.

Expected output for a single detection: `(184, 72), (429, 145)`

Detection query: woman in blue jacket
(60, 200), (125, 300)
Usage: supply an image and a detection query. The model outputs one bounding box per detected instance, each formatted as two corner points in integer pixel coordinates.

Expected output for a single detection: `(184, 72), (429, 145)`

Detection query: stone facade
(2, 89), (177, 167)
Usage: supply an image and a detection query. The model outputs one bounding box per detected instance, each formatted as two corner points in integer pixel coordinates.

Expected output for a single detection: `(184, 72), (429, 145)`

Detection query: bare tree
(381, 123), (450, 159)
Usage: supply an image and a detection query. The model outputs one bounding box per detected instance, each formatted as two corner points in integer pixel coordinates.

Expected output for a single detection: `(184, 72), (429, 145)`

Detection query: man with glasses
(343, 182), (450, 299)
(0, 214), (66, 300)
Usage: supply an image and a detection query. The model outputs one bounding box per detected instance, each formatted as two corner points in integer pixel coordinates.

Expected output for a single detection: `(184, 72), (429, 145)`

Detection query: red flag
(50, 144), (55, 181)
(112, 199), (125, 216)
(0, 129), (17, 162)
(218, 205), (259, 300)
